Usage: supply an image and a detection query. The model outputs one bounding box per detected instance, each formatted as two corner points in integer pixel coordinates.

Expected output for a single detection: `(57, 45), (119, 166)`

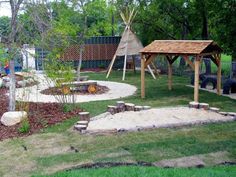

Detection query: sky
(0, 3), (11, 17)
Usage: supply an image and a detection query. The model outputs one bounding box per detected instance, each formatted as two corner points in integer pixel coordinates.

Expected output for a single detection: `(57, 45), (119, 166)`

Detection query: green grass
(34, 165), (236, 177)
(43, 71), (236, 133)
(0, 71), (235, 177)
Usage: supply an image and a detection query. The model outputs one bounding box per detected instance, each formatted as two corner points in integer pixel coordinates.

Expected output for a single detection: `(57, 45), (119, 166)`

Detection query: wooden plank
(168, 62), (172, 90)
(144, 54), (156, 68)
(183, 55), (195, 70)
(194, 57), (200, 102)
(209, 55), (218, 66)
(141, 55), (145, 98)
(171, 56), (179, 64)
(217, 54), (222, 95)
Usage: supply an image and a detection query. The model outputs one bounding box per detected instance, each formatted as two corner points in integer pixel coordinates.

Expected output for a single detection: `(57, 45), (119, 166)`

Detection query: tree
(0, 0), (24, 111)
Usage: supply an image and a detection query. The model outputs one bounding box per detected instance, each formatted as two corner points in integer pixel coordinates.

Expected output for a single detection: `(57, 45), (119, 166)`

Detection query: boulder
(2, 76), (10, 82)
(17, 80), (27, 87)
(1, 111), (27, 126)
(3, 82), (10, 88)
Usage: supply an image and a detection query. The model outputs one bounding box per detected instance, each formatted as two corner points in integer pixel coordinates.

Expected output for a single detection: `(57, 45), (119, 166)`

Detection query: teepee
(106, 8), (156, 80)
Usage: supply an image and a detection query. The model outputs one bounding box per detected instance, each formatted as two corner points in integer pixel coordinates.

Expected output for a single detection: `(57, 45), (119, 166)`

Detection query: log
(199, 103), (209, 110)
(219, 112), (228, 116)
(227, 112), (236, 116)
(84, 129), (117, 135)
(107, 105), (118, 115)
(142, 106), (151, 110)
(79, 112), (90, 121)
(209, 107), (220, 113)
(189, 101), (199, 109)
(125, 103), (135, 111)
(134, 106), (143, 111)
(116, 101), (125, 112)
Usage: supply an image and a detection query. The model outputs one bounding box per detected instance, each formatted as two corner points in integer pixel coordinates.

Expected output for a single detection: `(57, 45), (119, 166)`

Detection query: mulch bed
(40, 85), (109, 95)
(0, 87), (82, 141)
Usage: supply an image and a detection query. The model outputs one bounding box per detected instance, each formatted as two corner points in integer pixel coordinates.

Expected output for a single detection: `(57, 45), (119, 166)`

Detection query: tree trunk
(9, 59), (16, 111)
(77, 45), (83, 81)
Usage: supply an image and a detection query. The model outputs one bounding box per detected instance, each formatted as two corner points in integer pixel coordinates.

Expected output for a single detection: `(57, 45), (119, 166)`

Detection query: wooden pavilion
(140, 40), (223, 102)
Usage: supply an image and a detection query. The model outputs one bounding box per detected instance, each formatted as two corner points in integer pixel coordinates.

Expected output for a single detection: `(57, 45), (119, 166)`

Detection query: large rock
(17, 80), (27, 87)
(1, 111), (27, 126)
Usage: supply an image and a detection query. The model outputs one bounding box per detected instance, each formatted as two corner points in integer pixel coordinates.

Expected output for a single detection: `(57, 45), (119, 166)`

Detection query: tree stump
(107, 105), (118, 115)
(209, 107), (220, 113)
(134, 106), (143, 111)
(79, 112), (90, 121)
(125, 103), (135, 111)
(76, 120), (89, 126)
(199, 103), (209, 110)
(116, 101), (125, 112)
(189, 101), (199, 109)
(74, 124), (87, 131)
(142, 106), (151, 110)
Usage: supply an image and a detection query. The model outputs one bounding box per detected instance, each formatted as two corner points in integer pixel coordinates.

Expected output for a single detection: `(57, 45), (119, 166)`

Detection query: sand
(87, 107), (235, 131)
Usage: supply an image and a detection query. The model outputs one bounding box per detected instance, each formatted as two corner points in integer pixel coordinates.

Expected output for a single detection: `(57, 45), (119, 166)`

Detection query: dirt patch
(153, 151), (235, 168)
(0, 88), (82, 141)
(40, 85), (109, 95)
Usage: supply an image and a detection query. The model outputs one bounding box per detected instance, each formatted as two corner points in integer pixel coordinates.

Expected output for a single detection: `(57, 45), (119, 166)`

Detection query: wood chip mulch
(0, 88), (82, 141)
(40, 84), (109, 95)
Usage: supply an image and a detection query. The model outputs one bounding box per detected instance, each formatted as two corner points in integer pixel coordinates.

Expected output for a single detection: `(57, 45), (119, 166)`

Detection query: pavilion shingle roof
(140, 40), (222, 55)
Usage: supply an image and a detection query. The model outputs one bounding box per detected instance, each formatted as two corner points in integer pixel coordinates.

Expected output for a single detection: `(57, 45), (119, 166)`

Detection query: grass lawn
(0, 71), (235, 177)
(34, 165), (236, 177)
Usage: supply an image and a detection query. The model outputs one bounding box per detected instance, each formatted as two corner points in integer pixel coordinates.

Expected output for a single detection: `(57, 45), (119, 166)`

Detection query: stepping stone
(76, 120), (89, 125)
(209, 107), (220, 112)
(74, 124), (87, 131)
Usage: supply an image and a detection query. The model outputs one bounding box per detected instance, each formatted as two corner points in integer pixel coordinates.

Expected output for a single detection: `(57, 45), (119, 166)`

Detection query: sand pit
(87, 107), (235, 131)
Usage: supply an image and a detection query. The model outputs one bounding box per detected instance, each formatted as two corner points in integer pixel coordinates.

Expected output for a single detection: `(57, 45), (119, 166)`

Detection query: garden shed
(140, 40), (223, 102)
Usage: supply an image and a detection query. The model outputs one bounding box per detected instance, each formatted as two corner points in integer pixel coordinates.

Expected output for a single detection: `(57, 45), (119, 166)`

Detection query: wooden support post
(167, 61), (172, 90)
(141, 55), (145, 98)
(194, 57), (200, 102)
(217, 54), (222, 95)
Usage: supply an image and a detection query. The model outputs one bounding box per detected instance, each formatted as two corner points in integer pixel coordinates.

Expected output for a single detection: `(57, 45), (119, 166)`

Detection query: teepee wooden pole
(106, 54), (117, 78)
(147, 65), (156, 79)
